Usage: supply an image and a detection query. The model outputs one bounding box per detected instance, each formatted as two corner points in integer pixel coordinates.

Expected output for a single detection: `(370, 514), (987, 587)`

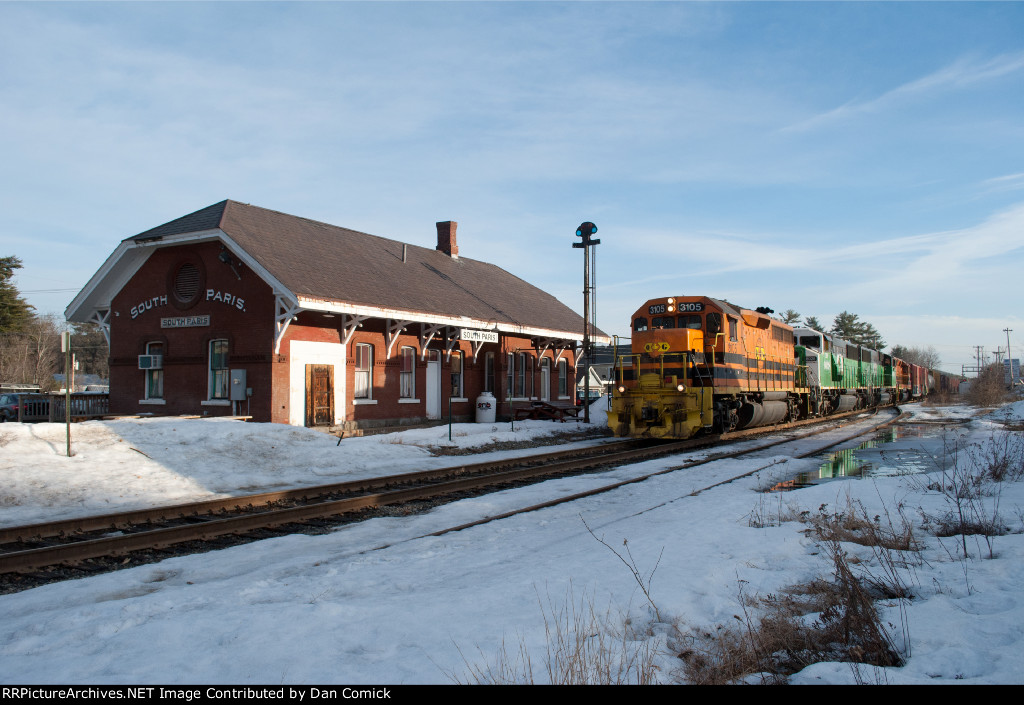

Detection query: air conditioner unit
(138, 355), (163, 370)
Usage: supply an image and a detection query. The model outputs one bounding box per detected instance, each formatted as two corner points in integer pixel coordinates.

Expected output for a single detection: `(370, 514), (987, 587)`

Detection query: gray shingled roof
(130, 200), (601, 337)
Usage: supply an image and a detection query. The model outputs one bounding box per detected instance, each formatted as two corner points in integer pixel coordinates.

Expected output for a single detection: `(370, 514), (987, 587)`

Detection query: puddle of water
(770, 423), (957, 491)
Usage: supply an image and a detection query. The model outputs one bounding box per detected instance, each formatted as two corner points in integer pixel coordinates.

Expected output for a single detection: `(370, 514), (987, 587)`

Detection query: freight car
(607, 295), (938, 440)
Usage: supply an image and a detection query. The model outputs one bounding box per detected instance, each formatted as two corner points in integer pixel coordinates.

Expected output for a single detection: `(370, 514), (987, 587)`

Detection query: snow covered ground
(1, 399), (1023, 684)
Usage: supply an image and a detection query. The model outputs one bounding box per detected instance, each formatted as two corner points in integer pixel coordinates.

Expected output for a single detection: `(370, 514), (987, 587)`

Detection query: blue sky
(2, 1), (1023, 372)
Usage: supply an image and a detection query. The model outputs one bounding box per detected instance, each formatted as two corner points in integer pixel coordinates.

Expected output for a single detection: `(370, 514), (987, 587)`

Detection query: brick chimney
(436, 221), (458, 259)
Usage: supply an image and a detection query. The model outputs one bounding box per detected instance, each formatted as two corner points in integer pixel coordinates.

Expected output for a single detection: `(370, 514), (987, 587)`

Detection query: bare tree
(889, 345), (941, 369)
(70, 322), (109, 380)
(0, 314), (63, 389)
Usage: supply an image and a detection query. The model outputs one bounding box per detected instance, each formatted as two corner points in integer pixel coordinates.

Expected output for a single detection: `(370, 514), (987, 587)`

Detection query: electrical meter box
(230, 369), (247, 401)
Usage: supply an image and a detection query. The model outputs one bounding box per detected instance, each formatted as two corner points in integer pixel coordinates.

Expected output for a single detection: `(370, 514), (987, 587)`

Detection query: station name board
(459, 328), (498, 343)
(161, 315), (211, 329)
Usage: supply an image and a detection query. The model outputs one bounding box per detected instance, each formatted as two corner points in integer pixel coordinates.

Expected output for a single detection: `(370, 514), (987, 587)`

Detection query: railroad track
(0, 407), (903, 584)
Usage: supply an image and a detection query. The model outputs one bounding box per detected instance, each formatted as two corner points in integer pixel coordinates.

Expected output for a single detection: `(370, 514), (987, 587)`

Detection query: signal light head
(576, 221), (597, 237)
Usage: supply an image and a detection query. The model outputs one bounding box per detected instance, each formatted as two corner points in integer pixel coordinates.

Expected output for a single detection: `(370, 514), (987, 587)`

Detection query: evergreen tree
(830, 311), (886, 349)
(781, 309), (801, 325)
(0, 256), (33, 333)
(803, 316), (824, 331)
(830, 311), (861, 340)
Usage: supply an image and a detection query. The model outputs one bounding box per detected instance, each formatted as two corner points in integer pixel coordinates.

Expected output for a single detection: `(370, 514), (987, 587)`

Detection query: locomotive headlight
(667, 305), (675, 312)
(667, 298), (675, 304)
(617, 385), (626, 394)
(677, 384), (685, 392)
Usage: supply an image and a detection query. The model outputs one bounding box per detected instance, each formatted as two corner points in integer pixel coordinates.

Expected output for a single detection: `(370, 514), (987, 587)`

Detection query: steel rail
(420, 411), (909, 538)
(0, 407), (895, 575)
(0, 405), (882, 546)
(0, 439), (645, 545)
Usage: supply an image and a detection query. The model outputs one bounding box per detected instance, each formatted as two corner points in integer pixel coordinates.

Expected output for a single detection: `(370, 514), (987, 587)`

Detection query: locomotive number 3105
(650, 302), (703, 315)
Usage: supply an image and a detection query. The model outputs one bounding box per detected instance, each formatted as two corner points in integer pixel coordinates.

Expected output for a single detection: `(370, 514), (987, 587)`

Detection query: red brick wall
(108, 241), (578, 428)
(109, 241), (275, 420)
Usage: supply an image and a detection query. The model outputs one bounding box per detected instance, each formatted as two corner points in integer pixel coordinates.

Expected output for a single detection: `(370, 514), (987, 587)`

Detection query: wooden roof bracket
(274, 294), (304, 354)
(341, 314), (370, 346)
(386, 318), (414, 359)
(470, 339), (486, 364)
(88, 309), (111, 347)
(420, 323), (444, 360)
(444, 326), (458, 361)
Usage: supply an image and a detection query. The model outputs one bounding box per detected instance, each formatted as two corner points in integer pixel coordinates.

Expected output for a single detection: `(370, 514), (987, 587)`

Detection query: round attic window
(173, 262), (202, 304)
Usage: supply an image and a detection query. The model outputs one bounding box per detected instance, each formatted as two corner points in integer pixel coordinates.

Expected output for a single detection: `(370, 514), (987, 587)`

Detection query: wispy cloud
(784, 51), (1024, 133)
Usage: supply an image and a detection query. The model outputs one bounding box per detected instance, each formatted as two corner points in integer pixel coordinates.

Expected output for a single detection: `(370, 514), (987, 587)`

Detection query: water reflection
(769, 423), (948, 492)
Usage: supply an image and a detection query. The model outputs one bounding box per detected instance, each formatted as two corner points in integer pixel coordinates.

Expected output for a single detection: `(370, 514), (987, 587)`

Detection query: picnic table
(513, 400), (583, 422)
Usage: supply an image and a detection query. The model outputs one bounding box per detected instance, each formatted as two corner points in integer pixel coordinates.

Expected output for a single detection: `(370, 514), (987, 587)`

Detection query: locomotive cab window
(706, 313), (722, 336)
(652, 316), (675, 329)
(679, 315), (701, 330)
(798, 335), (821, 349)
(728, 317), (738, 342)
(633, 317), (648, 332)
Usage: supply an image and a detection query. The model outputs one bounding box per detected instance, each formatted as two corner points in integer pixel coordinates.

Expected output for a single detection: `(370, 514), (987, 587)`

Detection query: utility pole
(573, 222), (600, 423)
(61, 331), (72, 457)
(1006, 328), (1017, 386)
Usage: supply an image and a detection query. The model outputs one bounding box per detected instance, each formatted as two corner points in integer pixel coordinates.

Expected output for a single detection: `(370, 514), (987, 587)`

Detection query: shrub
(966, 364), (1011, 407)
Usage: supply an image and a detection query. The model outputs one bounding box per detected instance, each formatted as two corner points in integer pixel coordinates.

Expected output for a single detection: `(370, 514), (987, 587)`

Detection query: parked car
(0, 393), (50, 422)
(0, 393), (21, 421)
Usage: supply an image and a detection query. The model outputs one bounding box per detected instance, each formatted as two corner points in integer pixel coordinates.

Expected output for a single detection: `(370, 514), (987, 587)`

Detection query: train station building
(66, 200), (608, 433)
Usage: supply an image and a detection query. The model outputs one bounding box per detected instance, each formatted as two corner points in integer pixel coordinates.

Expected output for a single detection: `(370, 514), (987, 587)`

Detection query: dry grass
(914, 431), (1024, 559)
(672, 541), (905, 685)
(674, 492), (915, 685)
(805, 495), (918, 553)
(452, 586), (660, 684)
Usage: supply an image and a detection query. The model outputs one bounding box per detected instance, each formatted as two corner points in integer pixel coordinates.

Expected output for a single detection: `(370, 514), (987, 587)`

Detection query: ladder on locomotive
(690, 349), (714, 387)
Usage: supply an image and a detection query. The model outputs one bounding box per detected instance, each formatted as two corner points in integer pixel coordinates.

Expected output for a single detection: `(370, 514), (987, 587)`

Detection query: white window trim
(208, 339), (230, 401)
(450, 350), (464, 399)
(355, 342), (374, 400)
(144, 341), (164, 401)
(399, 346), (416, 400)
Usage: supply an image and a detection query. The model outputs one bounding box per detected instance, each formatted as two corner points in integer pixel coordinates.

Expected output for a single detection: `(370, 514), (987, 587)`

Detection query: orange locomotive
(607, 296), (807, 439)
